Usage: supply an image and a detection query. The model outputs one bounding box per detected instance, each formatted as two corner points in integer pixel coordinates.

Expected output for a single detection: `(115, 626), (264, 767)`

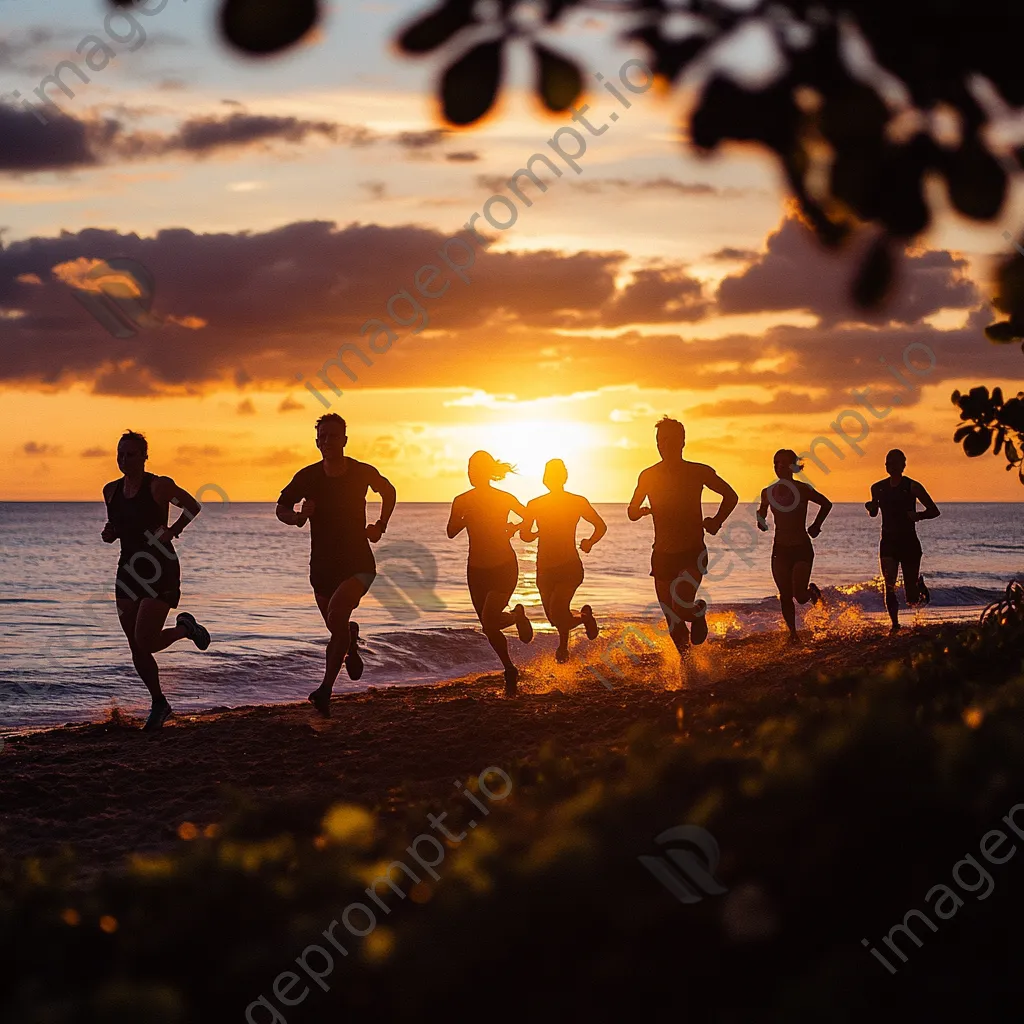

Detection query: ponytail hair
(468, 450), (516, 485)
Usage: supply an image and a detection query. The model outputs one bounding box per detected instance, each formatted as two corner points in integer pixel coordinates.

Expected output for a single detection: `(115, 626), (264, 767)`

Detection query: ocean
(1, 502), (1021, 731)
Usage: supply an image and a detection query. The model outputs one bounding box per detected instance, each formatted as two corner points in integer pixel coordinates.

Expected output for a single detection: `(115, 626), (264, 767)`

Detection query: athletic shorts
(771, 539), (814, 578)
(879, 534), (922, 563)
(536, 559), (584, 592)
(467, 559), (519, 618)
(650, 547), (708, 582)
(114, 558), (181, 607)
(311, 558), (377, 598)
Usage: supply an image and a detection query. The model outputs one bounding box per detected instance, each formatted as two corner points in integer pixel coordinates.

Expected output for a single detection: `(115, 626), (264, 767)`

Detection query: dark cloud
(23, 441), (61, 456)
(687, 391), (847, 418)
(0, 104), (96, 171)
(0, 219), (1009, 415)
(599, 267), (711, 326)
(396, 129), (446, 152)
(360, 181), (387, 200)
(279, 396), (304, 412)
(571, 177), (751, 197)
(110, 113), (342, 158)
(446, 151), (480, 163)
(716, 212), (980, 324)
(80, 447), (110, 458)
(709, 247), (759, 262)
(237, 398), (256, 415)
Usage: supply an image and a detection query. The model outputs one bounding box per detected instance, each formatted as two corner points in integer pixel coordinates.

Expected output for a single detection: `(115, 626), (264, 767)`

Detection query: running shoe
(690, 601), (709, 646)
(308, 688), (332, 718)
(143, 698), (172, 732)
(917, 575), (930, 605)
(807, 582), (822, 606)
(580, 604), (599, 640)
(504, 664), (519, 697)
(345, 621), (364, 681)
(513, 604), (534, 644)
(176, 612), (211, 651)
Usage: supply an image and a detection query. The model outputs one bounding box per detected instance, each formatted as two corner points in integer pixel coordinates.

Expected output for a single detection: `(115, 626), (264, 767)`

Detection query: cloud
(446, 151), (480, 163)
(687, 390), (846, 418)
(279, 396), (304, 412)
(0, 218), (1006, 417)
(237, 398), (256, 415)
(708, 247), (759, 262)
(80, 447), (110, 458)
(23, 441), (61, 456)
(0, 104), (95, 171)
(177, 445), (223, 461)
(716, 211), (980, 325)
(571, 177), (753, 197)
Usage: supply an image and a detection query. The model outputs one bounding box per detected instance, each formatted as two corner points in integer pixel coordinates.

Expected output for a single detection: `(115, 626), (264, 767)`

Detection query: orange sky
(2, 1), (1024, 503)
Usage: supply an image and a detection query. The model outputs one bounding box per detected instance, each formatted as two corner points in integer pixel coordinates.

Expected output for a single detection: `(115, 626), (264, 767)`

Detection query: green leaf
(441, 39), (504, 126)
(534, 43), (583, 113)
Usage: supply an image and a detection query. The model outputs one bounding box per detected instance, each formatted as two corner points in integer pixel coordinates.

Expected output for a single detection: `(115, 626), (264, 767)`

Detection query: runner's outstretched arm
(152, 476), (202, 541)
(912, 482), (940, 521)
(580, 499), (607, 552)
(505, 495), (528, 538)
(807, 487), (833, 537)
(865, 483), (879, 517)
(627, 476), (651, 521)
(519, 499), (538, 543)
(703, 472), (738, 535)
(367, 470), (396, 541)
(756, 489), (770, 532)
(446, 496), (466, 538)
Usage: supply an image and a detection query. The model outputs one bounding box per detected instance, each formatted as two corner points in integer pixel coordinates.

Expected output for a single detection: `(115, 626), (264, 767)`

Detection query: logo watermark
(639, 824), (728, 905)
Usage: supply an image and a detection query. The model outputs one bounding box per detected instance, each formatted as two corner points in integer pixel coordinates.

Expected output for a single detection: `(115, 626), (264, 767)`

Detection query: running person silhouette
(447, 451), (534, 696)
(757, 449), (832, 642)
(865, 449), (939, 633)
(101, 430), (210, 731)
(628, 417), (738, 653)
(519, 459), (607, 663)
(276, 414), (396, 717)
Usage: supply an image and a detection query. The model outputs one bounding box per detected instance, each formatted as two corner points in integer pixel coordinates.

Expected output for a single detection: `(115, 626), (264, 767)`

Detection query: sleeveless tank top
(877, 478), (917, 540)
(107, 472), (175, 568)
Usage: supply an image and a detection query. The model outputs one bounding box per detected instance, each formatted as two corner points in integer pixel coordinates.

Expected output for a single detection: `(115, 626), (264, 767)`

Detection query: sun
(470, 417), (599, 501)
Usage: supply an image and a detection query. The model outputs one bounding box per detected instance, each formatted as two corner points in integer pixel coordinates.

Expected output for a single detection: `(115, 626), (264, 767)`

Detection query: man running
(865, 449), (939, 632)
(628, 417), (738, 653)
(757, 448), (832, 642)
(102, 430), (210, 731)
(520, 458), (607, 663)
(276, 414), (396, 716)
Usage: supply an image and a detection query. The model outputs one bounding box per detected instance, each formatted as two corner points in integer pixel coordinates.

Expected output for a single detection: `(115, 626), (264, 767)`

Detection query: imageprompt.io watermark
(639, 824), (728, 904)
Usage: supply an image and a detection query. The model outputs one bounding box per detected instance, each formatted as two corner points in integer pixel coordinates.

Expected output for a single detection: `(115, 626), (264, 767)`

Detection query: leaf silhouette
(985, 320), (1020, 343)
(441, 40), (504, 126)
(398, 0), (475, 55)
(851, 236), (894, 310)
(534, 43), (582, 112)
(220, 0), (320, 55)
(963, 427), (992, 457)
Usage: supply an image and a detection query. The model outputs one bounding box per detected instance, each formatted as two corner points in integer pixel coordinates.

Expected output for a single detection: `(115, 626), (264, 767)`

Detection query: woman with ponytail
(447, 450), (534, 696)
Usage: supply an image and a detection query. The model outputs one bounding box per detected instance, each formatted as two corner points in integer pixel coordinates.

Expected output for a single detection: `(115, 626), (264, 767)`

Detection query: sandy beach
(0, 623), (953, 874)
